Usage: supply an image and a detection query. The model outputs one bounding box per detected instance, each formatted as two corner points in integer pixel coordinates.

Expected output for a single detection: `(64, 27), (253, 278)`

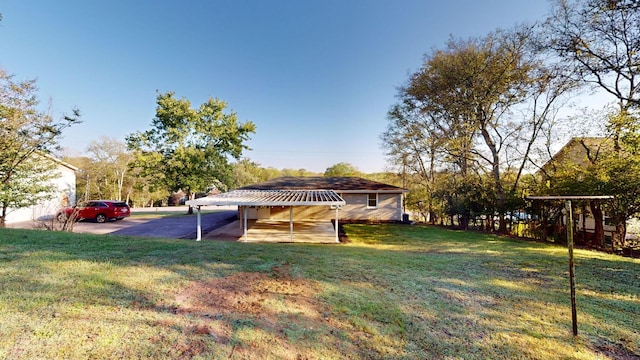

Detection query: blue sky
(0, 0), (550, 173)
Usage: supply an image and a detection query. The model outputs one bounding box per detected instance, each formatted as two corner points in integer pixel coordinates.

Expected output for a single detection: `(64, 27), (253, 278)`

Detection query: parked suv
(57, 200), (131, 223)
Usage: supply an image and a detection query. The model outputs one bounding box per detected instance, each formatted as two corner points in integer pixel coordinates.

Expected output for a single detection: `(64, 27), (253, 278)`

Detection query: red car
(57, 200), (131, 223)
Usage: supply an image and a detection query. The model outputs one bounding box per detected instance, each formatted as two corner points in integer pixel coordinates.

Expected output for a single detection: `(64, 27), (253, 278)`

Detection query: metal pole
(243, 206), (248, 242)
(290, 206), (293, 242)
(566, 200), (578, 336)
(335, 207), (339, 243)
(196, 206), (202, 241)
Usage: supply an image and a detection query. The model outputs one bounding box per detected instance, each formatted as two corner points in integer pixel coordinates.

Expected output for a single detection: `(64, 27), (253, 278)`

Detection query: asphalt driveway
(71, 210), (237, 239)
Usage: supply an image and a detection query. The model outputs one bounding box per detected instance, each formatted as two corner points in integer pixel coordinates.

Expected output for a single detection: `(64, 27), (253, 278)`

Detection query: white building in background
(4, 154), (77, 224)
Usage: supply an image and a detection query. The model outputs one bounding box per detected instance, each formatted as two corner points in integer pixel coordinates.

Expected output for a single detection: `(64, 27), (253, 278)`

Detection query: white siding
(5, 162), (76, 224)
(339, 193), (402, 221)
(241, 192), (404, 222)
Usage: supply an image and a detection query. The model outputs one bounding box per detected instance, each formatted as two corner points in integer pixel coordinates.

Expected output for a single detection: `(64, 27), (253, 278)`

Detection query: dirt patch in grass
(169, 263), (358, 359)
(591, 337), (640, 360)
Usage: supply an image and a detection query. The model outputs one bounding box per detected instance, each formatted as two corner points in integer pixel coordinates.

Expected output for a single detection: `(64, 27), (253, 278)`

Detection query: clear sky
(0, 0), (550, 173)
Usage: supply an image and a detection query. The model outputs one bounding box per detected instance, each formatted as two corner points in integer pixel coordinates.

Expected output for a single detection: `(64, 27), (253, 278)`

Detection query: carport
(186, 189), (346, 242)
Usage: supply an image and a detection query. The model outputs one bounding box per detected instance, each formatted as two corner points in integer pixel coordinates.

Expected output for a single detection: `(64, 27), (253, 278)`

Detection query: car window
(85, 201), (98, 207)
(112, 202), (128, 207)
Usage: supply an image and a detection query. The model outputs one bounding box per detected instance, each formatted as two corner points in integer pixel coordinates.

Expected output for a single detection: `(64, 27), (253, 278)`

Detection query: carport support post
(243, 206), (248, 242)
(196, 206), (202, 241)
(290, 206), (293, 242)
(335, 207), (339, 243)
(566, 200), (578, 336)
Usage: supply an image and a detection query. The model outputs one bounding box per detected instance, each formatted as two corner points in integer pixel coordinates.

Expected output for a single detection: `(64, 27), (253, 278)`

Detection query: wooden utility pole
(565, 200), (578, 336)
(527, 195), (613, 336)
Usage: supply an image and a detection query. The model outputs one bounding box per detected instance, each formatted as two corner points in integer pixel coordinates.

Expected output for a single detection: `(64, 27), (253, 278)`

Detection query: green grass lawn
(0, 224), (638, 359)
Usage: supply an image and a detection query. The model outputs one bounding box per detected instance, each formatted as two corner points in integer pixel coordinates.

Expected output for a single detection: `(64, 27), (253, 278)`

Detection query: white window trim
(366, 193), (378, 209)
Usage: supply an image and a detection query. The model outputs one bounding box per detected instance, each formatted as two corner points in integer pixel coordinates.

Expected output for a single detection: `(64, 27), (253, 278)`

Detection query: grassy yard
(0, 224), (638, 359)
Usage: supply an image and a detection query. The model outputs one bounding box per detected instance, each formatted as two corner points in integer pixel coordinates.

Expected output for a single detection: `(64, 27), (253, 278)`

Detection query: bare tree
(385, 26), (574, 232)
(545, 0), (640, 111)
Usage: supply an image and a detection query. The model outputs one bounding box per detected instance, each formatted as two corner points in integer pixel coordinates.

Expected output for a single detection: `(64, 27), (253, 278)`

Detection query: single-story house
(5, 154), (77, 225)
(186, 176), (407, 241)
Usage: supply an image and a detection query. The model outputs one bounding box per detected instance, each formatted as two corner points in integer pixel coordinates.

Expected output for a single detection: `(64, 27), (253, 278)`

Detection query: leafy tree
(86, 137), (134, 202)
(539, 136), (610, 246)
(63, 156), (93, 201)
(231, 158), (265, 188)
(229, 160), (319, 188)
(126, 92), (255, 209)
(0, 69), (80, 226)
(383, 102), (444, 225)
(599, 110), (640, 249)
(324, 162), (360, 177)
(545, 0), (640, 246)
(386, 26), (572, 232)
(280, 168), (314, 177)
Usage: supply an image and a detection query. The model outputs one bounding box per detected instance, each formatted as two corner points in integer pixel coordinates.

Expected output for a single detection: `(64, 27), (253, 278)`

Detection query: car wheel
(95, 214), (107, 223)
(56, 213), (67, 222)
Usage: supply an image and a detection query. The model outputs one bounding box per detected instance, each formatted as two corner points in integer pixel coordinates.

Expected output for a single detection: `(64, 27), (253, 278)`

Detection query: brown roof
(237, 176), (406, 192)
(540, 137), (611, 175)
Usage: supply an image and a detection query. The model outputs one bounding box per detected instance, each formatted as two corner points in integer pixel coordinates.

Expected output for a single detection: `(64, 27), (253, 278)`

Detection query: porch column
(335, 207), (339, 243)
(290, 206), (294, 242)
(196, 206), (202, 241)
(243, 206), (248, 242)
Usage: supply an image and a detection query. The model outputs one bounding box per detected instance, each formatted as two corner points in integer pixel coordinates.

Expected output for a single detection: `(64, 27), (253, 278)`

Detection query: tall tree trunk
(590, 201), (605, 248)
(541, 210), (548, 242)
(612, 214), (627, 252)
(187, 192), (195, 215)
(479, 127), (507, 233)
(461, 211), (470, 230)
(581, 203), (587, 245)
(0, 205), (7, 228)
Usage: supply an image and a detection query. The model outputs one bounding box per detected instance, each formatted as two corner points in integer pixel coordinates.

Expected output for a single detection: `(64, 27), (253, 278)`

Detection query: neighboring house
(4, 154), (77, 224)
(237, 176), (407, 222)
(536, 137), (630, 240)
(539, 137), (610, 179)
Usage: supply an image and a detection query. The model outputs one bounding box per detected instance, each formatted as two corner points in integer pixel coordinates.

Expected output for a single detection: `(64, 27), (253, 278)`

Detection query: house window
(367, 193), (378, 208)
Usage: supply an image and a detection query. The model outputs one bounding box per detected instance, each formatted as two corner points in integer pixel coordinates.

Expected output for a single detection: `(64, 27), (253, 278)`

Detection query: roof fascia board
(38, 151), (79, 171)
(336, 190), (408, 193)
(186, 189), (346, 207)
(197, 201), (345, 206)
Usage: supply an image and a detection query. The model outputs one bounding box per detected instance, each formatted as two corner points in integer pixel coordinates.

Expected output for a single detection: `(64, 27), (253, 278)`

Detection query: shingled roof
(237, 176), (406, 192)
(539, 137), (611, 175)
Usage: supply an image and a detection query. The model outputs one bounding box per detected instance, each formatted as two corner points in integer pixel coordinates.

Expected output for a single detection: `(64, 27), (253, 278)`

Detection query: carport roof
(186, 189), (346, 207)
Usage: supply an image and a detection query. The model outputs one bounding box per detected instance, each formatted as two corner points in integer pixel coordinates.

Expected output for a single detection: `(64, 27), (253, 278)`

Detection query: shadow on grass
(1, 225), (639, 358)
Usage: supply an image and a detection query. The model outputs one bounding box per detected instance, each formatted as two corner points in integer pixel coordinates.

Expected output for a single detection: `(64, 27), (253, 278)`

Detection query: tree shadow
(1, 225), (639, 358)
